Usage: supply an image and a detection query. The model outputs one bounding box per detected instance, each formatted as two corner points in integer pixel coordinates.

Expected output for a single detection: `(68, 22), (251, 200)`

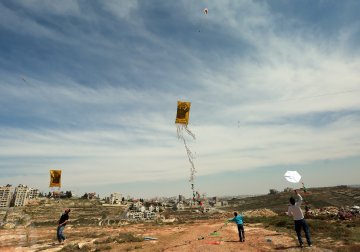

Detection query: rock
(77, 242), (86, 249)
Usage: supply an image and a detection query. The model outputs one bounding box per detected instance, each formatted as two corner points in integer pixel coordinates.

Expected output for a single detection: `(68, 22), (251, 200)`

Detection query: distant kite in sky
(199, 8), (208, 32)
(21, 75), (30, 85)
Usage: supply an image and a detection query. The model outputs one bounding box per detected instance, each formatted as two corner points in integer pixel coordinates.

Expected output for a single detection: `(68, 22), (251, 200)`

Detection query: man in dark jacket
(54, 208), (70, 245)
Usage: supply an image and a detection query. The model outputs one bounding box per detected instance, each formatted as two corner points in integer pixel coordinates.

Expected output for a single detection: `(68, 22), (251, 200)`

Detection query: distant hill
(222, 186), (360, 214)
(349, 185), (360, 188)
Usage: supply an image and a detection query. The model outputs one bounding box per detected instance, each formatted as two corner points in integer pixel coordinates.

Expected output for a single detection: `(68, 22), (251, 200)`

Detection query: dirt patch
(243, 209), (277, 217)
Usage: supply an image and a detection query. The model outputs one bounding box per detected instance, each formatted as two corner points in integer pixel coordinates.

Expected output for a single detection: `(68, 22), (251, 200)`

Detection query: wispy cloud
(0, 0), (359, 197)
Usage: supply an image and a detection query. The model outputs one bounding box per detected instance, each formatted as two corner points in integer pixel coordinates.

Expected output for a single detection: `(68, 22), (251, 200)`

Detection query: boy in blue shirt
(228, 212), (245, 242)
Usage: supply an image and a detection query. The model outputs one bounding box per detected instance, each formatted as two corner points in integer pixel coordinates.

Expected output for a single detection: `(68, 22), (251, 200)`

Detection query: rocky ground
(1, 194), (360, 252)
(1, 209), (359, 251)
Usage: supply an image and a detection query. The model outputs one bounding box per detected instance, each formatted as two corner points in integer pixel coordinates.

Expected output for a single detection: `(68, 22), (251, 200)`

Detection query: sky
(0, 0), (360, 199)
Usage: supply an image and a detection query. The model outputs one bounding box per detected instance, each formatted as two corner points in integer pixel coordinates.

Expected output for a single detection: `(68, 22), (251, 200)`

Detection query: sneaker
(243, 239), (245, 242)
(62, 239), (66, 245)
(309, 244), (312, 247)
(300, 244), (304, 247)
(239, 239), (242, 242)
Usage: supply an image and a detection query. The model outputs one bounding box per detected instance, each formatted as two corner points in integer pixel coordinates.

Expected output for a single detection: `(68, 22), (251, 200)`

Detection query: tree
(81, 193), (88, 199)
(65, 191), (72, 198)
(39, 192), (44, 197)
(144, 202), (150, 208)
(122, 197), (125, 202)
(159, 207), (163, 213)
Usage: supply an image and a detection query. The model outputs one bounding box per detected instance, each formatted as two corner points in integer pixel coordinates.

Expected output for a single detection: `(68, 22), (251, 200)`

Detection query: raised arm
(295, 190), (302, 206)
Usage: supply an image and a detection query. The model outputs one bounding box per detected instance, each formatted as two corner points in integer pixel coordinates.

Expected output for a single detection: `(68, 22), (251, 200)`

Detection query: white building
(188, 201), (199, 206)
(0, 184), (12, 208)
(27, 188), (40, 199)
(132, 200), (142, 208)
(13, 184), (29, 207)
(149, 204), (159, 212)
(137, 205), (145, 212)
(213, 202), (221, 207)
(106, 192), (122, 204)
(144, 211), (157, 219)
(128, 211), (144, 219)
(173, 202), (184, 210)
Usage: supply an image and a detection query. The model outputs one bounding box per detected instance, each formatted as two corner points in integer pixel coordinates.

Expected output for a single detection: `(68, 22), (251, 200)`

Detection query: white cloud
(1, 0), (360, 195)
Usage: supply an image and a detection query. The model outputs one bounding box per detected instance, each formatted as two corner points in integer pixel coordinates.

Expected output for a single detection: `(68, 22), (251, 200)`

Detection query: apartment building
(13, 184), (29, 207)
(27, 188), (40, 199)
(0, 184), (12, 208)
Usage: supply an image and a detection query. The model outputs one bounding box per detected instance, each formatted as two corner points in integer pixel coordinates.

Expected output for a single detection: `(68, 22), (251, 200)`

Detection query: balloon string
(199, 15), (207, 32)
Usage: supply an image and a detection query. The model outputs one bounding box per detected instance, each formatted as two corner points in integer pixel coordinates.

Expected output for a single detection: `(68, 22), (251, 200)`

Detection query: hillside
(223, 186), (360, 214)
(0, 186), (360, 251)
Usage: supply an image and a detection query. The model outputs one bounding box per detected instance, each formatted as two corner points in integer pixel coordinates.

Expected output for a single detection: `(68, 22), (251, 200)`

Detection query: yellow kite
(49, 170), (61, 188)
(175, 101), (196, 182)
(175, 101), (191, 125)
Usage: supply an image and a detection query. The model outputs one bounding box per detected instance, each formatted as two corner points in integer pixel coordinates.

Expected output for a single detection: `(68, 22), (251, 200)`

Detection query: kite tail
(176, 124), (195, 140)
(176, 124), (196, 182)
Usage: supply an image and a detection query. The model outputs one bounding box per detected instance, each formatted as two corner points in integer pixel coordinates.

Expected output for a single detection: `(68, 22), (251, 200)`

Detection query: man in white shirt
(288, 190), (312, 247)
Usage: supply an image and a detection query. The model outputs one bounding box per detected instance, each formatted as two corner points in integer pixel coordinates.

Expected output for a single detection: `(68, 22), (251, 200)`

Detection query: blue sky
(1, 0), (360, 199)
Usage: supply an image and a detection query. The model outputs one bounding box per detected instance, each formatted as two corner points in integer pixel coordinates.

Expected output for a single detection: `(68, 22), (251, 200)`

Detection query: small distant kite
(49, 170), (61, 188)
(21, 75), (30, 85)
(199, 8), (208, 32)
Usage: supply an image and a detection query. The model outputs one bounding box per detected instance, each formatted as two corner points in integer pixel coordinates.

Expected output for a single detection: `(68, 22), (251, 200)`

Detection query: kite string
(199, 15), (207, 32)
(276, 216), (293, 247)
(21, 75), (30, 85)
(197, 220), (229, 241)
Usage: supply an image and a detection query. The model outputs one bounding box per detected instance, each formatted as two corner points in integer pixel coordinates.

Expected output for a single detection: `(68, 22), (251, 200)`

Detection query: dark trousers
(295, 219), (311, 245)
(237, 224), (245, 240)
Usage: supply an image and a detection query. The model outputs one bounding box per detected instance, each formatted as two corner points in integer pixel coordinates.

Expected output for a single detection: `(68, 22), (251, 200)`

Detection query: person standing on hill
(288, 190), (312, 248)
(54, 208), (71, 245)
(228, 212), (245, 242)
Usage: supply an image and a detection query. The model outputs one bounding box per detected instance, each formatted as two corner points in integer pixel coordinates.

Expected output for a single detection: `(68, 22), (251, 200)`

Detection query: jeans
(295, 219), (311, 245)
(57, 225), (66, 243)
(237, 224), (245, 240)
